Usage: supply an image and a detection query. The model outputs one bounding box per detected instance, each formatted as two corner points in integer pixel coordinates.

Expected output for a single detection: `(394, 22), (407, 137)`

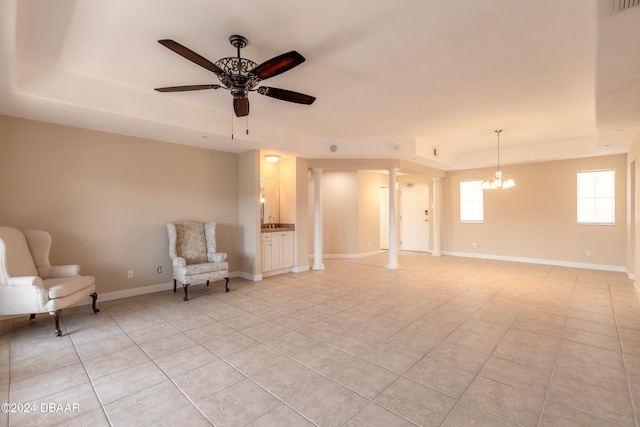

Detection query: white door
(401, 183), (430, 252)
(379, 187), (389, 250)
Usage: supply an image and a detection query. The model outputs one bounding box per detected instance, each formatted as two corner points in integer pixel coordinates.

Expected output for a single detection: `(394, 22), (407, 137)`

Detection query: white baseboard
(291, 265), (310, 273)
(443, 251), (626, 272)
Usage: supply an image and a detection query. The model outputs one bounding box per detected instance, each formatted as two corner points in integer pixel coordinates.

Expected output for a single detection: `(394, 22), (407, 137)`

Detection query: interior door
(401, 183), (430, 252)
(379, 186), (389, 250)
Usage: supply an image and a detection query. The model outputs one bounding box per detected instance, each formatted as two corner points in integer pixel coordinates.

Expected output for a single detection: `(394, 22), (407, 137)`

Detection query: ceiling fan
(154, 35), (316, 117)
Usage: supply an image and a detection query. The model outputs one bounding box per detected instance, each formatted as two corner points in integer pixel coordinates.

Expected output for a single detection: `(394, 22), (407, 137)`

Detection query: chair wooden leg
(49, 310), (62, 337)
(225, 277), (229, 292)
(183, 283), (190, 301)
(29, 313), (36, 320)
(173, 279), (177, 293)
(91, 292), (100, 314)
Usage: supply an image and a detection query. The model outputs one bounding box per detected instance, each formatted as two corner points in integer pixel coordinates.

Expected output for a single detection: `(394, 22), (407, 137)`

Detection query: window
(460, 180), (484, 222)
(577, 169), (615, 224)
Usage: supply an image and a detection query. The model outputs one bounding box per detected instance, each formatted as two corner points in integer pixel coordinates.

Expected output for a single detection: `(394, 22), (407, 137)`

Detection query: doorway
(401, 183), (430, 252)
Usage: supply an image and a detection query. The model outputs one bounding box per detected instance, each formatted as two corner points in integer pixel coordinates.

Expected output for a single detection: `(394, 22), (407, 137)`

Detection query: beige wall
(0, 115), (240, 294)
(357, 171), (388, 254)
(627, 134), (640, 286)
(237, 150), (261, 278)
(443, 154), (627, 268)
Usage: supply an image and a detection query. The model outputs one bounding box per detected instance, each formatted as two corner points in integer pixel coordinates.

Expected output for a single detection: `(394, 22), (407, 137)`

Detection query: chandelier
(483, 129), (515, 189)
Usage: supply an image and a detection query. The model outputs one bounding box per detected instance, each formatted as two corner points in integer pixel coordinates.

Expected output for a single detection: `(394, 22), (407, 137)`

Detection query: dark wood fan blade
(258, 87), (316, 105)
(155, 84), (220, 92)
(234, 97), (249, 117)
(158, 40), (224, 74)
(250, 51), (305, 80)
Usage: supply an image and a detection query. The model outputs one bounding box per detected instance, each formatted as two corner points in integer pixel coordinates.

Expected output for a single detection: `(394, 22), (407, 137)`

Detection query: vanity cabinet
(261, 231), (293, 274)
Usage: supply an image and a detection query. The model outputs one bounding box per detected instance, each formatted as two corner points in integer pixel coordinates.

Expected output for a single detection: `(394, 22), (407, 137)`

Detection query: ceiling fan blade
(250, 51), (305, 80)
(158, 39), (224, 74)
(234, 97), (249, 117)
(155, 84), (220, 92)
(258, 87), (316, 105)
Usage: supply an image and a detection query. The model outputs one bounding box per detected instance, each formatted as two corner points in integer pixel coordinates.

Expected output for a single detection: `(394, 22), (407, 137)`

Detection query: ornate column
(431, 177), (442, 256)
(386, 168), (400, 269)
(312, 168), (325, 270)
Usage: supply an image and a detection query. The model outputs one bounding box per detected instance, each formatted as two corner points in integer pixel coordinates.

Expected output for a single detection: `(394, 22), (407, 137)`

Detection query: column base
(430, 250), (442, 257)
(313, 264), (325, 270)
(385, 264), (400, 270)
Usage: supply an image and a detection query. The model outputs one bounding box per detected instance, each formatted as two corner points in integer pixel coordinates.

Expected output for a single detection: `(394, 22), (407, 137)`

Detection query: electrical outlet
(586, 250), (592, 257)
(472, 242), (478, 248)
(157, 266), (162, 274)
(127, 269), (133, 279)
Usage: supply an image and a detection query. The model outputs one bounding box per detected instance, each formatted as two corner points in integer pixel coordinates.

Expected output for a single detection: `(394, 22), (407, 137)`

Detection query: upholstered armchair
(166, 221), (229, 301)
(0, 226), (99, 336)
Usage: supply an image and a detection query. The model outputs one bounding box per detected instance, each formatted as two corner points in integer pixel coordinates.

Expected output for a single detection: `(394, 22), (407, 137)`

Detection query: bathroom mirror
(260, 178), (280, 224)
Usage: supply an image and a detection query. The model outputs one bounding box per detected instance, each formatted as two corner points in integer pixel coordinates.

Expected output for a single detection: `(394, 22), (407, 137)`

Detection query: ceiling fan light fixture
(265, 154), (281, 163)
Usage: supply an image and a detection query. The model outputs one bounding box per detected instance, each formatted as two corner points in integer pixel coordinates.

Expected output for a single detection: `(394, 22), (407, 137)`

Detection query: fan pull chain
(231, 110), (234, 139)
(246, 116), (249, 135)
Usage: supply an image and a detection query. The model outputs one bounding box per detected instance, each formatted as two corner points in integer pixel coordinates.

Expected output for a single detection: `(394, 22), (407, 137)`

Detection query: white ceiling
(1, 0), (639, 171)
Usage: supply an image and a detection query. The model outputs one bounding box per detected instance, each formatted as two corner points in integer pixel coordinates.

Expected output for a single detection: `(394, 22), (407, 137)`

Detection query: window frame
(576, 169), (615, 225)
(460, 179), (484, 223)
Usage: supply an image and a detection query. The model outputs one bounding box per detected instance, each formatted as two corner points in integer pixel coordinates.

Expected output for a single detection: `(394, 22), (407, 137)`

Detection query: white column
(431, 177), (442, 256)
(386, 168), (400, 269)
(312, 168), (325, 270)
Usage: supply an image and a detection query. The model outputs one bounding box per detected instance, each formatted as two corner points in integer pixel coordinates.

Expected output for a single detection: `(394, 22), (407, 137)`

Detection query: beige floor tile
(73, 333), (137, 362)
(92, 361), (168, 405)
(445, 328), (502, 354)
(428, 342), (490, 375)
(104, 381), (192, 425)
(540, 400), (622, 427)
(442, 402), (520, 427)
(139, 332), (198, 359)
(201, 330), (259, 357)
(82, 346), (150, 380)
(562, 327), (622, 352)
(9, 346), (80, 382)
(480, 356), (550, 396)
(547, 373), (634, 426)
(196, 379), (280, 426)
(173, 359), (245, 402)
(246, 403), (314, 426)
(374, 377), (457, 426)
(284, 375), (369, 426)
(404, 356), (476, 397)
(2, 254), (637, 426)
(154, 343), (221, 377)
(225, 343), (291, 377)
(9, 363), (89, 403)
(9, 382), (102, 427)
(462, 376), (544, 427)
(351, 337), (423, 374)
(343, 403), (415, 427)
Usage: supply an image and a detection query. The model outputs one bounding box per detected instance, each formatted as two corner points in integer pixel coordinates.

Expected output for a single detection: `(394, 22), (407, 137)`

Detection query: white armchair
(0, 226), (99, 336)
(166, 221), (229, 301)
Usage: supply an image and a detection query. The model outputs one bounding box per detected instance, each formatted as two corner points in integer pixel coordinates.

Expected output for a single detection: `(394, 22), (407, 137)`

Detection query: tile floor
(1, 252), (640, 426)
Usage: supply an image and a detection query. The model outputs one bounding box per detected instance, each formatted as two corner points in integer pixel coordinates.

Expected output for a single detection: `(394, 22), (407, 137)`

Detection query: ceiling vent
(612, 0), (640, 13)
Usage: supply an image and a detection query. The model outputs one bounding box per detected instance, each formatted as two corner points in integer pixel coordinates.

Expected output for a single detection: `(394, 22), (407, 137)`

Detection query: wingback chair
(166, 221), (229, 301)
(0, 226), (99, 336)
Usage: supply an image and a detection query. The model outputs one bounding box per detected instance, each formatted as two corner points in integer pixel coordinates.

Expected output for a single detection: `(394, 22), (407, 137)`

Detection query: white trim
(291, 265), (310, 273)
(443, 251), (626, 272)
(634, 281), (640, 301)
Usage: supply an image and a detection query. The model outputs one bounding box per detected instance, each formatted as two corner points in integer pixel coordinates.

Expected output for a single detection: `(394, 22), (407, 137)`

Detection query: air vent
(612, 0), (640, 13)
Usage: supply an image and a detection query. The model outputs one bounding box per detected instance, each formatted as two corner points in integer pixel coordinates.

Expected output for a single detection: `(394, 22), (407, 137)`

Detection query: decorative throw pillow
(174, 222), (206, 265)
